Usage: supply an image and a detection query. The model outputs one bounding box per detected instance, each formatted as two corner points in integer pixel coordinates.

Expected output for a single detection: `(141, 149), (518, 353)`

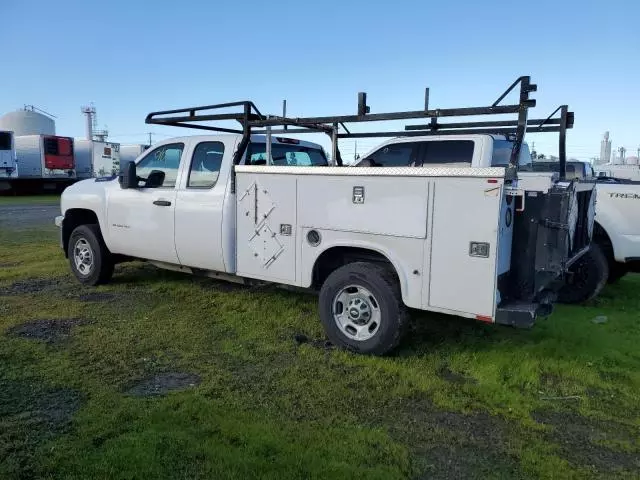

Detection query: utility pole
(147, 132), (153, 146)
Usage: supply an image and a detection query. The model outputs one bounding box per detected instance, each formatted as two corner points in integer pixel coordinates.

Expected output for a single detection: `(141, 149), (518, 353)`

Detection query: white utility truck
(0, 130), (18, 190)
(74, 139), (122, 179)
(55, 78), (596, 355)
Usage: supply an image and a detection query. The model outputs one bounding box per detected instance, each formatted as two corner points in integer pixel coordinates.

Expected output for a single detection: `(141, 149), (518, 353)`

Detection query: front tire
(68, 224), (114, 286)
(558, 243), (609, 304)
(318, 262), (409, 355)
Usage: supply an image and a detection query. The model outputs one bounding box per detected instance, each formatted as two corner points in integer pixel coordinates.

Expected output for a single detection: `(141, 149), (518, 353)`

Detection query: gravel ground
(0, 204), (60, 229)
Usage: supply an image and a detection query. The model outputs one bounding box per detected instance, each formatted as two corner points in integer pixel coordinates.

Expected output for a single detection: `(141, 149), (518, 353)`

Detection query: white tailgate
(236, 173), (297, 283)
(428, 178), (502, 317)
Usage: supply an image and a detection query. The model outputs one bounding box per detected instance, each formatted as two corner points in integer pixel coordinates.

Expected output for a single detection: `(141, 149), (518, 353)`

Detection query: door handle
(153, 200), (172, 207)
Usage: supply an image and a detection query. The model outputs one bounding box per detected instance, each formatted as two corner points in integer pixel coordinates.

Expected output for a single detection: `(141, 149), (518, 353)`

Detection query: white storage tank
(0, 109), (56, 136)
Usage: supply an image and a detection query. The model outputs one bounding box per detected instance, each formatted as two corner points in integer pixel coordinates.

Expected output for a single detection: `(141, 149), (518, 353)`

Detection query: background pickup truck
(354, 135), (614, 303)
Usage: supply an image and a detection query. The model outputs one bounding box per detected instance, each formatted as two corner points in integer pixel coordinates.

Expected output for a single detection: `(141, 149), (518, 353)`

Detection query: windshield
(491, 140), (532, 168)
(0, 132), (13, 150)
(247, 142), (328, 166)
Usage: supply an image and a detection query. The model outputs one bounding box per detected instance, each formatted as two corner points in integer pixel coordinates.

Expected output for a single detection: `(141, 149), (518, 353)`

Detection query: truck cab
(59, 134), (329, 274)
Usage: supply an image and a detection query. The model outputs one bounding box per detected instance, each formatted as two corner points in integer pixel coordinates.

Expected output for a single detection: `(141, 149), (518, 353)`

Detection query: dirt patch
(6, 318), (91, 345)
(125, 372), (201, 397)
(293, 333), (334, 350)
(77, 292), (116, 302)
(0, 261), (21, 268)
(391, 395), (527, 479)
(437, 365), (477, 385)
(0, 379), (83, 479)
(0, 277), (64, 296)
(533, 410), (640, 474)
(417, 445), (523, 480)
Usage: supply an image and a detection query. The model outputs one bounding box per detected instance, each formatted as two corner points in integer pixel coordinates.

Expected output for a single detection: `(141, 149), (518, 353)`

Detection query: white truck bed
(235, 165), (510, 320)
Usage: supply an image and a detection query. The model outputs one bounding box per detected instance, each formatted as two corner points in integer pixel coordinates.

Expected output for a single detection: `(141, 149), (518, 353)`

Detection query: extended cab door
(106, 142), (184, 264)
(173, 138), (237, 272)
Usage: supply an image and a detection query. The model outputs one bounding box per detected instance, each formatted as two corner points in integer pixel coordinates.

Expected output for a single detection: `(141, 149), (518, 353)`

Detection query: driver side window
(136, 143), (184, 188)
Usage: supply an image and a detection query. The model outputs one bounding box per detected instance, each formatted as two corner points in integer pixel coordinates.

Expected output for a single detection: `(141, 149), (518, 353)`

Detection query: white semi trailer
(74, 139), (121, 179)
(119, 144), (149, 166)
(0, 130), (18, 190)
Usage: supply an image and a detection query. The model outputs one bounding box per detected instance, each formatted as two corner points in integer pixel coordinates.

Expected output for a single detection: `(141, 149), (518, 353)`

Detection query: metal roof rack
(145, 75), (573, 179)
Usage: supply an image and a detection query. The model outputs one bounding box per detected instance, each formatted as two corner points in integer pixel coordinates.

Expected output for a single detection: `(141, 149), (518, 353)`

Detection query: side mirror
(119, 161), (138, 189)
(145, 170), (165, 188)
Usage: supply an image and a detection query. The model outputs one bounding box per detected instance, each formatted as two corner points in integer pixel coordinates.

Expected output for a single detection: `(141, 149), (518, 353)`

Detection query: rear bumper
(495, 297), (555, 329)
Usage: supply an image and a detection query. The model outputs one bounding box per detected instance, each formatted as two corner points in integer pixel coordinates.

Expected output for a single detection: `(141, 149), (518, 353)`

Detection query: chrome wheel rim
(332, 285), (381, 341)
(73, 238), (94, 276)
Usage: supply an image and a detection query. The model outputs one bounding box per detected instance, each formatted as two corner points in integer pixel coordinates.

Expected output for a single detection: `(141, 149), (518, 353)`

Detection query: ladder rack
(145, 76), (573, 178)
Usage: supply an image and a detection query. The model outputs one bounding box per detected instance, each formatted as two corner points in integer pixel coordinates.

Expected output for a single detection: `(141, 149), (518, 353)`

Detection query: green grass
(0, 194), (60, 206)
(1, 225), (639, 479)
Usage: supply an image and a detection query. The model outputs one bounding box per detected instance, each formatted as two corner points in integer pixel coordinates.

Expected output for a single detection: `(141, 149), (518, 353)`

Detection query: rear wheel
(558, 243), (609, 304)
(68, 224), (114, 286)
(607, 262), (628, 284)
(318, 262), (409, 355)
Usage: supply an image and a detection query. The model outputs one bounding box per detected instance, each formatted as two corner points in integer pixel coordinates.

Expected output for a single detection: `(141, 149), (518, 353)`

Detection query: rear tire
(558, 243), (609, 304)
(318, 262), (409, 356)
(68, 224), (114, 286)
(607, 262), (628, 284)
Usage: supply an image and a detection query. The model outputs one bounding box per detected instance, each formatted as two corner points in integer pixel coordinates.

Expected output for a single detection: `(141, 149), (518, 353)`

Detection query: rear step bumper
(495, 298), (555, 329)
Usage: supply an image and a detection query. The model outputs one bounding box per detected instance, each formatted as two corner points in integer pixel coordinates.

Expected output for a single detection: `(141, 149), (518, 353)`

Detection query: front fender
(60, 178), (112, 246)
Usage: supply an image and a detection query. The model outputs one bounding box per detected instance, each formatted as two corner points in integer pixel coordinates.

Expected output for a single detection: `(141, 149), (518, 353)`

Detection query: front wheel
(318, 262), (409, 356)
(557, 243), (609, 304)
(68, 224), (114, 286)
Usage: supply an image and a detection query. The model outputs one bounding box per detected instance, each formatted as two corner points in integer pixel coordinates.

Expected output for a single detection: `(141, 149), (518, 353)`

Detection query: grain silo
(0, 106), (56, 136)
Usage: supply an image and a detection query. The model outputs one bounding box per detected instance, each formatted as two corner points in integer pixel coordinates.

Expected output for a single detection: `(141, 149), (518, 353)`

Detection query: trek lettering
(609, 193), (640, 199)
